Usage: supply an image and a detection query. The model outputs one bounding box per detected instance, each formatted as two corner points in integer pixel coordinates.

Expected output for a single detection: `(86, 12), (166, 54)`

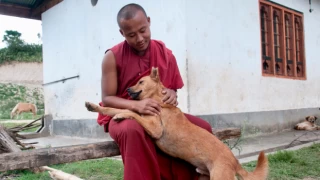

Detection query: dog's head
(127, 67), (164, 100)
(305, 116), (317, 124)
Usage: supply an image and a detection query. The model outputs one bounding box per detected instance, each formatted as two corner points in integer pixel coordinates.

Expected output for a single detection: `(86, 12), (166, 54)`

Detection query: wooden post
(0, 124), (97, 180)
(0, 141), (120, 172)
(0, 128), (240, 172)
(0, 126), (21, 153)
(213, 128), (241, 141)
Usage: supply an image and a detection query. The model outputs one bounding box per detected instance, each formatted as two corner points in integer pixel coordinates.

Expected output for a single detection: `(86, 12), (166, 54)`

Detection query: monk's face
(119, 10), (151, 52)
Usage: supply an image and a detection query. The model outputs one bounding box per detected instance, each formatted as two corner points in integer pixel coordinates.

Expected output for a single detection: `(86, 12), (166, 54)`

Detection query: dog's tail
(236, 151), (269, 180)
(10, 103), (19, 119)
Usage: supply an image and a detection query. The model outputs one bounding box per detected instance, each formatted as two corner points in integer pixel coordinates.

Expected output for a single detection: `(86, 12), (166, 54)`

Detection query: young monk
(98, 3), (212, 180)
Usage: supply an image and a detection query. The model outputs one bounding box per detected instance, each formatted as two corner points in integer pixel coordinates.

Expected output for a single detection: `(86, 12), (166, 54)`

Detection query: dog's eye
(139, 81), (143, 84)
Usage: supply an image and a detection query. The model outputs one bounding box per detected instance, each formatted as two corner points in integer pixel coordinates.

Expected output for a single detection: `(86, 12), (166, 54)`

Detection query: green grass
(243, 143), (320, 180)
(1, 158), (124, 180)
(0, 123), (40, 132)
(1, 143), (319, 180)
(0, 113), (44, 121)
(0, 83), (44, 120)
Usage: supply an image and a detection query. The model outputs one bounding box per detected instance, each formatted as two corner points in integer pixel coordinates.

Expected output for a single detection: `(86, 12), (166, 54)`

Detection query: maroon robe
(97, 39), (212, 180)
(97, 40), (184, 131)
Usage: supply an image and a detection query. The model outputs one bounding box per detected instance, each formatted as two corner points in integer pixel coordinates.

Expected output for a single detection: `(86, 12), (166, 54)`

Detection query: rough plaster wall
(42, 0), (187, 120)
(42, 0), (320, 121)
(186, 0), (320, 115)
(0, 62), (43, 84)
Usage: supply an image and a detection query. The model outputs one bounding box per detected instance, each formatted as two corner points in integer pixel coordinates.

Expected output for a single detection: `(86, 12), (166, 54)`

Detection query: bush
(0, 44), (42, 64)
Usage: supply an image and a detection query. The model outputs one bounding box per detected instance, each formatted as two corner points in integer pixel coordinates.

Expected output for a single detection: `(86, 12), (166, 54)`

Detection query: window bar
(295, 18), (300, 76)
(295, 16), (304, 77)
(291, 13), (297, 77)
(301, 17), (306, 78)
(282, 9), (287, 76)
(273, 9), (283, 75)
(270, 6), (275, 75)
(285, 13), (293, 76)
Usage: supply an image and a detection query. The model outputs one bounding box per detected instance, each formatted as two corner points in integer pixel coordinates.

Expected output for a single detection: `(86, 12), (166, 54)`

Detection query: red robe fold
(97, 40), (184, 132)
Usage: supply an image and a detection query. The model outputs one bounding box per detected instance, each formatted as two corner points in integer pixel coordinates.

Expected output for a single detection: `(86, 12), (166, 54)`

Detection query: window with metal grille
(259, 0), (306, 80)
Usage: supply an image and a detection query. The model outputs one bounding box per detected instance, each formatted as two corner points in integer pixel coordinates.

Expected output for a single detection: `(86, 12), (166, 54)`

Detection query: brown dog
(85, 67), (268, 180)
(294, 116), (320, 131)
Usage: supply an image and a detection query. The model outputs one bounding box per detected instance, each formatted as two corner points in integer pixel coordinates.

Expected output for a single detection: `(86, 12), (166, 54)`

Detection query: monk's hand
(162, 88), (178, 106)
(135, 98), (161, 116)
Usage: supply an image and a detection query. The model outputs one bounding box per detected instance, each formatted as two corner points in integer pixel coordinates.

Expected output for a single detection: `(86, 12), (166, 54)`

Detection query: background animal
(294, 116), (319, 131)
(10, 102), (37, 119)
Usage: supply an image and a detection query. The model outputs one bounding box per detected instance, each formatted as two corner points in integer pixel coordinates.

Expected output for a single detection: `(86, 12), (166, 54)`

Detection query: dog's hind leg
(305, 126), (317, 131)
(113, 112), (163, 139)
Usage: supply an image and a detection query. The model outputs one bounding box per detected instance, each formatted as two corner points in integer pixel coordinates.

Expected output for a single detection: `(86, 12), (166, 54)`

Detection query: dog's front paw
(85, 102), (98, 112)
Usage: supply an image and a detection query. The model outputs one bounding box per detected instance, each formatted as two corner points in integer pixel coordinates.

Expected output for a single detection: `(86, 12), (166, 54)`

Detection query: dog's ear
(315, 116), (318, 120)
(150, 67), (160, 82)
(305, 116), (310, 120)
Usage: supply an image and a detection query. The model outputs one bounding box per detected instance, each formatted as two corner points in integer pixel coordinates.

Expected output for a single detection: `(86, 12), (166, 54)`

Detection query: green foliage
(243, 143), (320, 180)
(2, 30), (24, 47)
(0, 30), (42, 64)
(0, 122), (40, 132)
(0, 44), (42, 64)
(1, 158), (124, 180)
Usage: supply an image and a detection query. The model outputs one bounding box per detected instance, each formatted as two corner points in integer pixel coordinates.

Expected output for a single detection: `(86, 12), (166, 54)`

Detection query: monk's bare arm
(101, 50), (137, 111)
(101, 50), (161, 115)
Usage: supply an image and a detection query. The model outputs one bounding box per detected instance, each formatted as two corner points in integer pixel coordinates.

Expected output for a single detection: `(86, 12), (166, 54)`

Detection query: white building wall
(42, 0), (188, 120)
(186, 0), (320, 115)
(42, 0), (320, 120)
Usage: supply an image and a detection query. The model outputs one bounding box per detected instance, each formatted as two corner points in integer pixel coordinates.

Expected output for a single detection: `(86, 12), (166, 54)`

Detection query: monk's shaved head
(117, 3), (148, 28)
(117, 3), (151, 53)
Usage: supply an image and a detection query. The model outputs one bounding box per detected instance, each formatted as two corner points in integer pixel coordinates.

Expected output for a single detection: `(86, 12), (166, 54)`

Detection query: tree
(2, 30), (24, 47)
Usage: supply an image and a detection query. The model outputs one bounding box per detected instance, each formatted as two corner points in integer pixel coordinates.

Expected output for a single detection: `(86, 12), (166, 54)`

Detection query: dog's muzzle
(127, 88), (142, 100)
